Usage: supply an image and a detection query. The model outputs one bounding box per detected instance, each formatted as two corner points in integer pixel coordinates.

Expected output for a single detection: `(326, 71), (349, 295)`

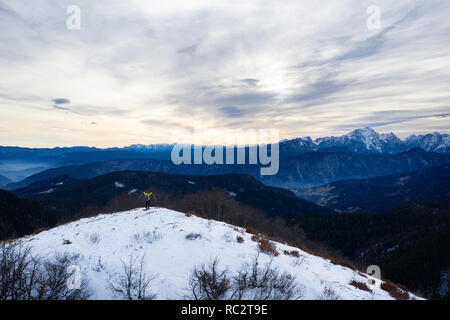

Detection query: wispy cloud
(52, 98), (71, 105)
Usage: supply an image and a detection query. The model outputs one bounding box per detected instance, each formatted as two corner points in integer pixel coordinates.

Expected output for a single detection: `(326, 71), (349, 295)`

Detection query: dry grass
(283, 250), (300, 258)
(258, 238), (279, 256)
(380, 281), (410, 300)
(349, 280), (372, 293)
(185, 211), (199, 217)
(33, 227), (52, 235)
(245, 226), (259, 235)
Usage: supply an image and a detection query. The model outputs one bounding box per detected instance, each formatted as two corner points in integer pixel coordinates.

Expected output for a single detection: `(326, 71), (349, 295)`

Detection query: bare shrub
(231, 255), (304, 300)
(318, 286), (341, 300)
(108, 254), (157, 300)
(92, 256), (105, 272)
(258, 238), (279, 256)
(185, 233), (202, 241)
(349, 280), (372, 293)
(236, 236), (245, 243)
(187, 256), (305, 301)
(283, 250), (300, 258)
(142, 231), (162, 244)
(88, 233), (100, 245)
(223, 230), (233, 243)
(36, 252), (91, 300)
(0, 242), (36, 300)
(187, 258), (230, 300)
(132, 233), (142, 242)
(134, 231), (162, 244)
(0, 242), (91, 300)
(291, 255), (307, 267)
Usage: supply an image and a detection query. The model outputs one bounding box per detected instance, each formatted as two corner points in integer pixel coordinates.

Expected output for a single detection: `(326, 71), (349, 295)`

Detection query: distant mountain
(297, 164), (450, 213)
(264, 148), (450, 188)
(314, 127), (406, 154)
(405, 132), (450, 154)
(1, 129), (448, 165)
(121, 143), (174, 152)
(0, 174), (12, 187)
(280, 127), (450, 155)
(1, 128), (449, 184)
(0, 146), (173, 165)
(6, 148), (450, 191)
(0, 146), (174, 181)
(0, 189), (59, 240)
(12, 171), (332, 218)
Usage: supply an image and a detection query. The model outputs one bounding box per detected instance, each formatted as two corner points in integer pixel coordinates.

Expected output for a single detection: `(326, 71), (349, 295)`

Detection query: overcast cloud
(0, 0), (449, 147)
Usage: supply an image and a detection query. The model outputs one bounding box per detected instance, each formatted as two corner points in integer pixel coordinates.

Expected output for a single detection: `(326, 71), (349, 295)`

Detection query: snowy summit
(15, 208), (420, 300)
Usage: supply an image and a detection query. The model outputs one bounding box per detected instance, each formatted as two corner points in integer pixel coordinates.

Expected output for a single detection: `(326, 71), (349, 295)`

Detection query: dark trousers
(145, 200), (150, 209)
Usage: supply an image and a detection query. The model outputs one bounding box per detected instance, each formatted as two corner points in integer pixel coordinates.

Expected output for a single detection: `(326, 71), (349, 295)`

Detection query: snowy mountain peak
(313, 127), (404, 154)
(348, 127), (378, 136)
(404, 132), (450, 153)
(280, 127), (449, 155)
(15, 208), (420, 300)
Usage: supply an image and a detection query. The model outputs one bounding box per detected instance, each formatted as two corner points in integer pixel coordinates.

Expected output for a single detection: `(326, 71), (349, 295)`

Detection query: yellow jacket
(143, 192), (152, 200)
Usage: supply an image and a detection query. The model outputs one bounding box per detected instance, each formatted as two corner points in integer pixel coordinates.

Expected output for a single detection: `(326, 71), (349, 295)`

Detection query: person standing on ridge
(143, 192), (154, 210)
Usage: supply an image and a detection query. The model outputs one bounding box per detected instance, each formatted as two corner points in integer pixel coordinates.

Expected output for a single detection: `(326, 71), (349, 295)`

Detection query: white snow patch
(128, 188), (138, 194)
(38, 188), (54, 194)
(114, 181), (125, 188)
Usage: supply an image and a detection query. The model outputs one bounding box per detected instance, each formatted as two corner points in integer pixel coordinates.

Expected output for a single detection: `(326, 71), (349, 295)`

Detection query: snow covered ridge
(281, 127), (450, 154)
(120, 128), (450, 155)
(14, 208), (421, 300)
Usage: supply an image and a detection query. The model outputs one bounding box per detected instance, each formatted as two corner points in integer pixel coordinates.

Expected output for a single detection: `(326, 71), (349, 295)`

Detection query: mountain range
(123, 128), (450, 155)
(5, 147), (450, 191)
(1, 128), (449, 183)
(296, 164), (450, 213)
(0, 174), (12, 187)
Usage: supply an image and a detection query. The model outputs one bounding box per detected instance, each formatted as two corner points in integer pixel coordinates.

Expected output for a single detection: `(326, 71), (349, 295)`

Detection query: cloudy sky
(0, 0), (449, 147)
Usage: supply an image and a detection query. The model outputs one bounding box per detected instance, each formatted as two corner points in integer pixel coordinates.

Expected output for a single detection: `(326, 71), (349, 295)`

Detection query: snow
(114, 181), (125, 188)
(187, 180), (196, 185)
(228, 192), (237, 197)
(16, 208), (422, 300)
(38, 188), (54, 194)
